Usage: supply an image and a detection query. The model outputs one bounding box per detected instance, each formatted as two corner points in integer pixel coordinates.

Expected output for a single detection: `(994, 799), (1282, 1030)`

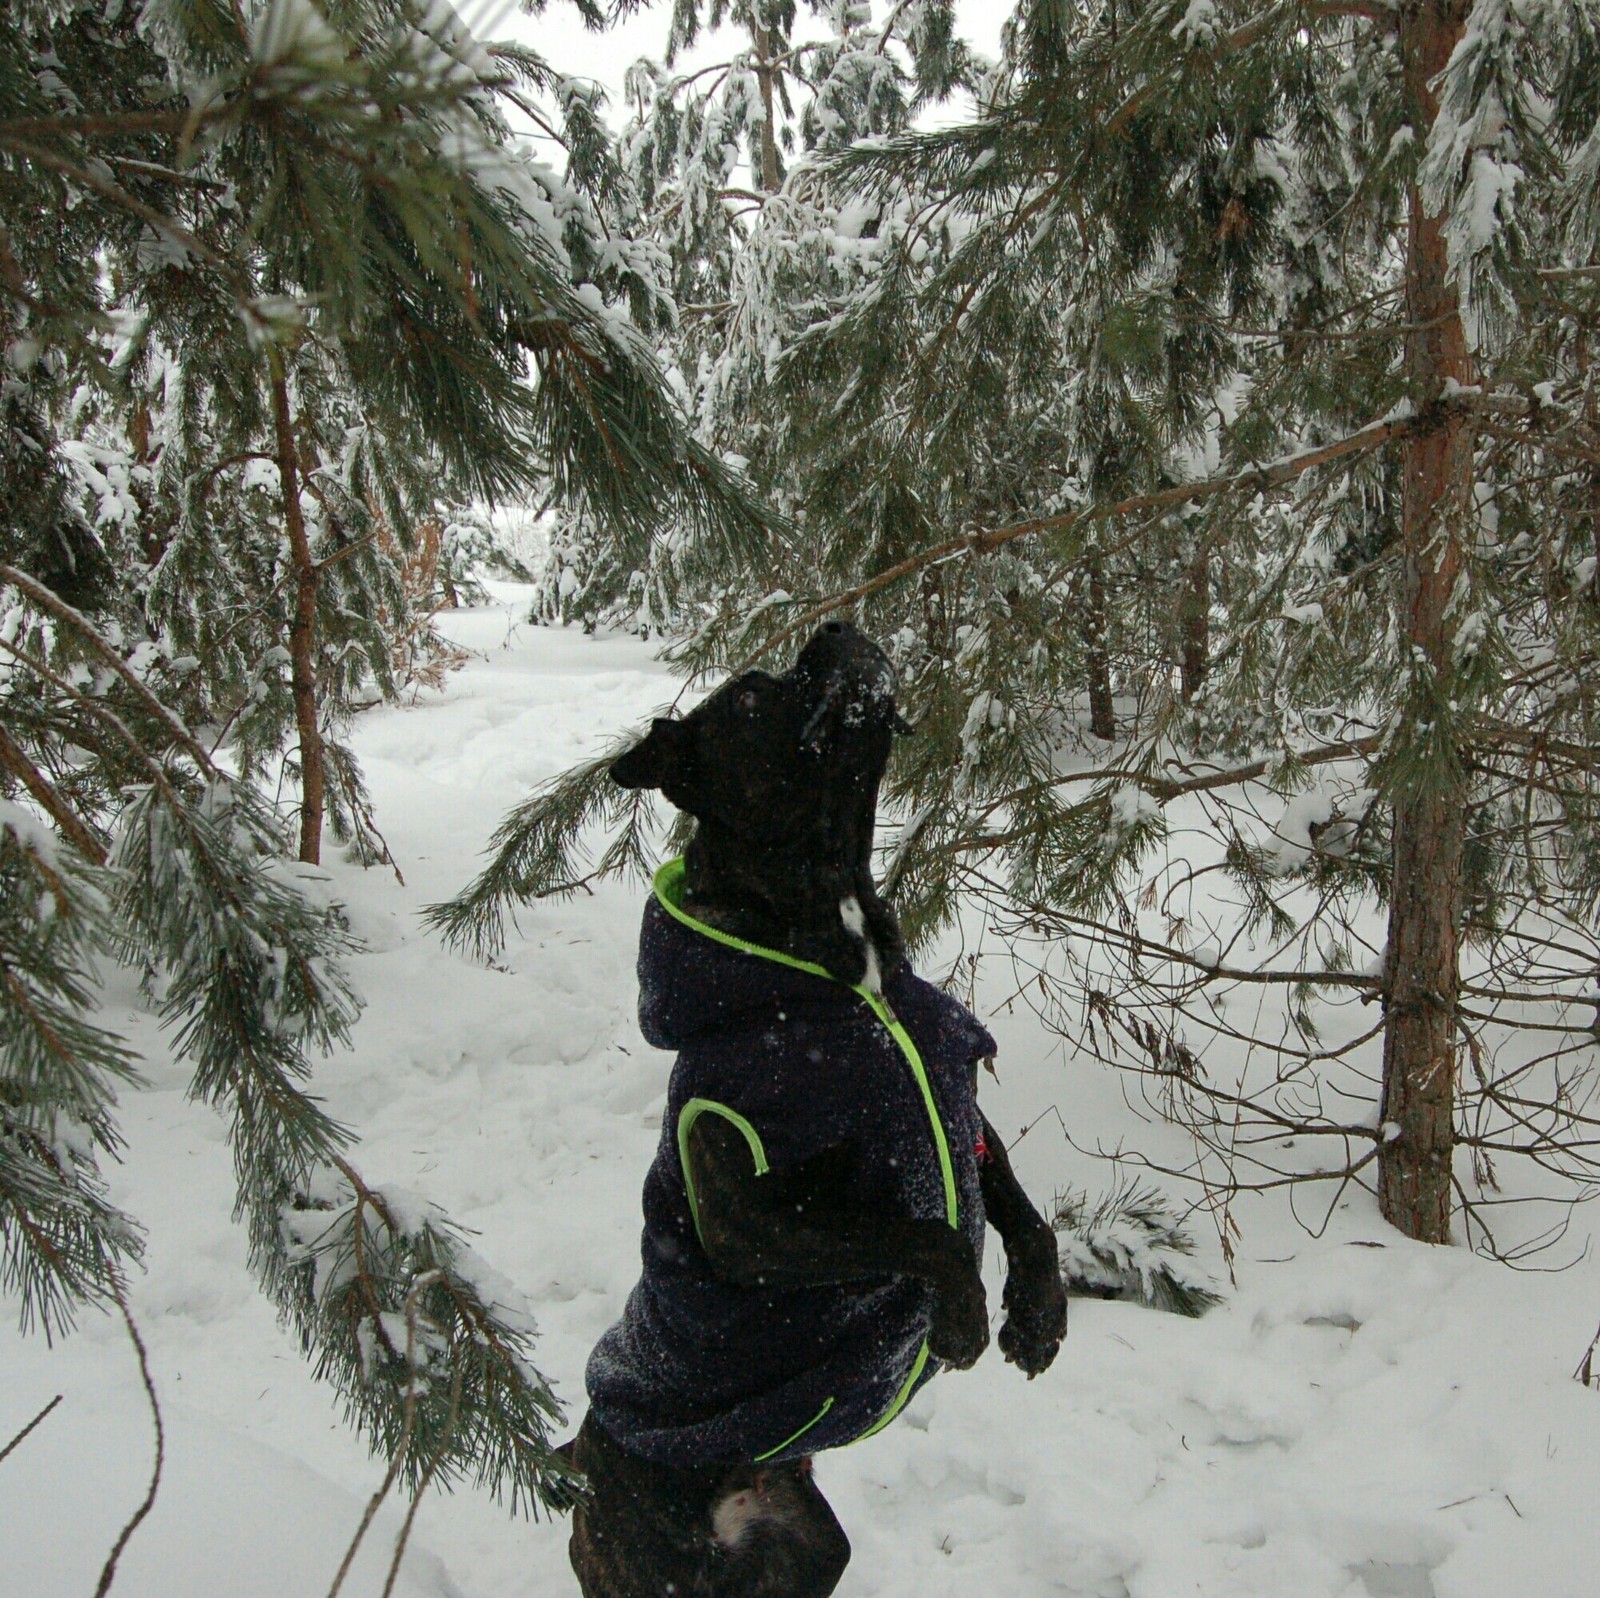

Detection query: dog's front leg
(688, 1117), (989, 1369)
(976, 1110), (1068, 1377)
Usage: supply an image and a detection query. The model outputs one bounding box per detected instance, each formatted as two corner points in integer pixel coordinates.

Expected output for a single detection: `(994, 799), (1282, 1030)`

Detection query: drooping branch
(0, 721), (107, 864)
(743, 408), (1417, 666)
(960, 736), (1385, 838)
(1101, 0), (1390, 141)
(0, 565), (220, 777)
(92, 1285), (164, 1598)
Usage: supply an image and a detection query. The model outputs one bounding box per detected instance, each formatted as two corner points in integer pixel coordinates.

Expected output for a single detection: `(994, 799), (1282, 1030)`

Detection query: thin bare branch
(744, 411), (1415, 666)
(0, 1394), (63, 1468)
(93, 1284), (164, 1598)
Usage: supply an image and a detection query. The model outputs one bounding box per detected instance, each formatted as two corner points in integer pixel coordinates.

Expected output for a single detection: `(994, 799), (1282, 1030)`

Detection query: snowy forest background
(5, 1), (1600, 1594)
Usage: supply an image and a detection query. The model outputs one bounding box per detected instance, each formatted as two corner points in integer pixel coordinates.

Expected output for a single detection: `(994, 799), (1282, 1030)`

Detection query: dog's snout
(795, 623), (892, 683)
(787, 621), (901, 750)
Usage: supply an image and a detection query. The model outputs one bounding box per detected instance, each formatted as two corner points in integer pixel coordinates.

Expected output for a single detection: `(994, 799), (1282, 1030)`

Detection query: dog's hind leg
(565, 1412), (722, 1598)
(709, 1461), (850, 1598)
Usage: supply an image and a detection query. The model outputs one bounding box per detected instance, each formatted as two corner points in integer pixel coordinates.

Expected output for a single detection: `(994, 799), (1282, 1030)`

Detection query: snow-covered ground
(4, 589), (1599, 1598)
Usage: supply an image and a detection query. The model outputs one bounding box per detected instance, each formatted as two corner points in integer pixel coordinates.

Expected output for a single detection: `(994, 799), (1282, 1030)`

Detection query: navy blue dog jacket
(586, 858), (994, 1467)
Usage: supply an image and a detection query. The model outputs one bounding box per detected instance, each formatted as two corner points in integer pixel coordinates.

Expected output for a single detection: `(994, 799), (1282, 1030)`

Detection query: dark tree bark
(1377, 0), (1474, 1244)
(751, 22), (782, 195)
(1178, 542), (1209, 702)
(270, 362), (325, 866)
(1085, 554), (1115, 740)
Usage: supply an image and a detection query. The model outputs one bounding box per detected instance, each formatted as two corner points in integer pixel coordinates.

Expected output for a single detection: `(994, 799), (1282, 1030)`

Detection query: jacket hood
(637, 858), (872, 1050)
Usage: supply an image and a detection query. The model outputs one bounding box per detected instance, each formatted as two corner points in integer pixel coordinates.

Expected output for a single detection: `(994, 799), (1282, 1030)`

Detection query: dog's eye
(737, 689), (759, 713)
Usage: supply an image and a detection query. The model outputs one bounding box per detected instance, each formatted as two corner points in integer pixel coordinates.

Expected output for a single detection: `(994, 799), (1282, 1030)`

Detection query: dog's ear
(611, 718), (694, 793)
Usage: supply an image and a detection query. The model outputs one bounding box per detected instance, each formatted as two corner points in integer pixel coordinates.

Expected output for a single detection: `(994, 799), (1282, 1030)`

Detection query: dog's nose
(790, 621), (896, 715)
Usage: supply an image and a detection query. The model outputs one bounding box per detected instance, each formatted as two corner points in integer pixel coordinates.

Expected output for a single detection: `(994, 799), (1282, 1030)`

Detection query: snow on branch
(742, 406), (1419, 668)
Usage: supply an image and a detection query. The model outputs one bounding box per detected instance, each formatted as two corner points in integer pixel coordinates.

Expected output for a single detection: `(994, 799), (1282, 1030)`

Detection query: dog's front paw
(928, 1264), (989, 1370)
(998, 1237), (1067, 1378)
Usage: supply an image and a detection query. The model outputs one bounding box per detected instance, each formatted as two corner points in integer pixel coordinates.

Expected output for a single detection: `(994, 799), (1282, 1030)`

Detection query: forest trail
(3, 590), (1597, 1598)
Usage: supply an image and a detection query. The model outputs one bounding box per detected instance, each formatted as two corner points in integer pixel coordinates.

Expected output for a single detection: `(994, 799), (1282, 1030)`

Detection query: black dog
(564, 621), (1066, 1598)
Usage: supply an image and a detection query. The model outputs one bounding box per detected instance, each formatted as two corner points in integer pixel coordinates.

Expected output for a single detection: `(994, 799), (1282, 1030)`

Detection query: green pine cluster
(1053, 1180), (1223, 1317)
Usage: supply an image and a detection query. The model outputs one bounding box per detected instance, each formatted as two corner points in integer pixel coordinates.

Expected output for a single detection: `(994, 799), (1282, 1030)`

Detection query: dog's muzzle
(793, 622), (913, 752)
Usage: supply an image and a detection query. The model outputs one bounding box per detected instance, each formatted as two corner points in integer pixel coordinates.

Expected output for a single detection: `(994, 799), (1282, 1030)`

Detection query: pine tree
(538, 0), (979, 626)
(443, 0), (1600, 1255)
(3, 0), (767, 1519)
(1053, 1180), (1222, 1316)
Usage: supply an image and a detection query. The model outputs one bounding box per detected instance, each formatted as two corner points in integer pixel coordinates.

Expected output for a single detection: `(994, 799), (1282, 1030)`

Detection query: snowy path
(4, 592), (1598, 1598)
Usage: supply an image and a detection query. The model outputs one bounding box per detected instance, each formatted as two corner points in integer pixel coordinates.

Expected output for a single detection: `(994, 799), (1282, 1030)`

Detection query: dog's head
(612, 621), (905, 836)
(611, 621), (909, 978)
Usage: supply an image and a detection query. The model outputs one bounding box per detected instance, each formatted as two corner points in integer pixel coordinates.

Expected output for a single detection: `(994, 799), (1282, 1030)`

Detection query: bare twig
(0, 1394), (63, 1468)
(1577, 1319), (1600, 1388)
(378, 1364), (464, 1598)
(324, 1269), (441, 1598)
(93, 1284), (164, 1598)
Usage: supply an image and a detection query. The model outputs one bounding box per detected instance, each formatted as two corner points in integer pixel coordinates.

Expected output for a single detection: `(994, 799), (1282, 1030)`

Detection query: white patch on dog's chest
(711, 1484), (765, 1549)
(839, 895), (881, 993)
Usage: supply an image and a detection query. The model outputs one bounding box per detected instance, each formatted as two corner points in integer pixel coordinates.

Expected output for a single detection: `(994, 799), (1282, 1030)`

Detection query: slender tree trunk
(751, 22), (781, 194)
(269, 361), (324, 866)
(1377, 0), (1475, 1244)
(1085, 554), (1115, 740)
(1178, 542), (1209, 702)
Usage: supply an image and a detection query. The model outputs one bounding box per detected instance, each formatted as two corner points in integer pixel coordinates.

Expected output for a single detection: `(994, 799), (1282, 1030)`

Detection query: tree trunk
(1178, 542), (1209, 702)
(751, 22), (781, 194)
(1377, 0), (1475, 1244)
(269, 362), (324, 866)
(1085, 555), (1115, 741)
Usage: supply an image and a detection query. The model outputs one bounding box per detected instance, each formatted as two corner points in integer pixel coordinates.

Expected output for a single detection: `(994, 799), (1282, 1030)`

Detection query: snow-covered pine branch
(2, 0), (779, 1521)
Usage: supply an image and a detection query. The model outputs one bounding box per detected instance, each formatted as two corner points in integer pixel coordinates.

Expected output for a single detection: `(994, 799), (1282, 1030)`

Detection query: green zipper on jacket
(652, 856), (960, 1448)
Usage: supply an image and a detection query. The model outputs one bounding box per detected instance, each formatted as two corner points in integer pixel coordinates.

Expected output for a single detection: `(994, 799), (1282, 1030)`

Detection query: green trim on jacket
(677, 1096), (769, 1248)
(652, 855), (961, 1448)
(653, 857), (959, 1229)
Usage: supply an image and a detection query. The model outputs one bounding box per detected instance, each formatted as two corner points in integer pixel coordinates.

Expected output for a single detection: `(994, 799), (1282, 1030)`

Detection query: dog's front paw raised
(928, 1260), (989, 1370)
(997, 1235), (1067, 1378)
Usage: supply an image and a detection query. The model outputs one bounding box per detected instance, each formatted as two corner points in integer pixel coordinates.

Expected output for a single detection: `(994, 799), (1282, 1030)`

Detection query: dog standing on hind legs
(563, 621), (1068, 1598)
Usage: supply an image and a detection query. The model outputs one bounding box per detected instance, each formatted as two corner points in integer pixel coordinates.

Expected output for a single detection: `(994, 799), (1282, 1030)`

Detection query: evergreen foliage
(540, 0), (980, 625)
(452, 0), (1600, 1255)
(0, 808), (142, 1338)
(426, 743), (665, 958)
(1053, 1180), (1222, 1317)
(1, 0), (764, 1515)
